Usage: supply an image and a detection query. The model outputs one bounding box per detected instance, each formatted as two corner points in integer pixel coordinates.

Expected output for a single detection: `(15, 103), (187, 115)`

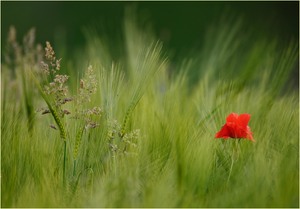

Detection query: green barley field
(1, 4), (299, 208)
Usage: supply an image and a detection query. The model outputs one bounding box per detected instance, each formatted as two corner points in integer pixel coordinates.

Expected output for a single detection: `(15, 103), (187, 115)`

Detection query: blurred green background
(2, 1), (298, 57)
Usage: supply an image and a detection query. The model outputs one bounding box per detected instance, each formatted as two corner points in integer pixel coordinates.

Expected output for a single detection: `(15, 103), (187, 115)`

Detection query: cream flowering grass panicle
(107, 119), (140, 157)
(2, 26), (23, 128)
(2, 26), (44, 134)
(32, 41), (71, 186)
(38, 41), (70, 138)
(72, 65), (102, 176)
(4, 26), (22, 76)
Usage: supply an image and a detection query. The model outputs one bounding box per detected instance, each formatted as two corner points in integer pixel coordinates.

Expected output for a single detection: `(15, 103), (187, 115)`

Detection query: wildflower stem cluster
(36, 42), (102, 186)
(72, 65), (102, 176)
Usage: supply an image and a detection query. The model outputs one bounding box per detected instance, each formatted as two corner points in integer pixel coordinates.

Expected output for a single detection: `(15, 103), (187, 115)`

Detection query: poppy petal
(246, 126), (255, 141)
(226, 113), (239, 124)
(215, 124), (231, 138)
(238, 114), (251, 127)
(215, 113), (255, 142)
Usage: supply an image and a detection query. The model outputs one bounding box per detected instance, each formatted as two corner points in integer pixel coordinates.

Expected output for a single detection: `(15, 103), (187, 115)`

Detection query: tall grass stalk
(30, 72), (68, 186)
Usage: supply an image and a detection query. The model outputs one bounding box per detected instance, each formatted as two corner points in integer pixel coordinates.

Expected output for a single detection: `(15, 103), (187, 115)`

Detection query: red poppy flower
(215, 113), (254, 141)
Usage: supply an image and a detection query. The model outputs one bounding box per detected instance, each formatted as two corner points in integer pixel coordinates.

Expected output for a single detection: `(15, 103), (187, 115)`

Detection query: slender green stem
(227, 139), (240, 185)
(63, 140), (67, 187)
(227, 154), (234, 185)
(73, 160), (76, 177)
(87, 168), (94, 196)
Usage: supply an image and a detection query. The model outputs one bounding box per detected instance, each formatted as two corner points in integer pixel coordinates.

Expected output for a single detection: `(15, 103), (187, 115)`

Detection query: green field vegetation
(1, 11), (299, 208)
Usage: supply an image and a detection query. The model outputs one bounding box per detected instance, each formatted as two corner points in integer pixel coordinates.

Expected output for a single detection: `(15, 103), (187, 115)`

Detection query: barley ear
(121, 103), (134, 136)
(30, 71), (67, 140)
(73, 125), (85, 160)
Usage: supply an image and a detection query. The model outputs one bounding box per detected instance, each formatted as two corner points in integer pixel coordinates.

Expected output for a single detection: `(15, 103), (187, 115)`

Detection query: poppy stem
(227, 139), (240, 185)
(227, 153), (234, 185)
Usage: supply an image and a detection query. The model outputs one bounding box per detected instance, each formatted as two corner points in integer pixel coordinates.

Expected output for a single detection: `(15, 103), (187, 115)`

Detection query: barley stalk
(30, 71), (67, 186)
(31, 72), (67, 140)
(73, 125), (85, 176)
